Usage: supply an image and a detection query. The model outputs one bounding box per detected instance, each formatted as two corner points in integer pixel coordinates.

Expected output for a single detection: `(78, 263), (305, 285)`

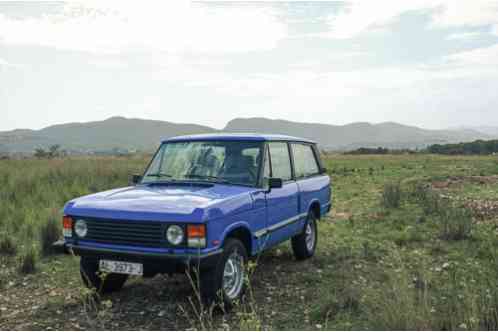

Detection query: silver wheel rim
(305, 219), (315, 252)
(223, 251), (244, 300)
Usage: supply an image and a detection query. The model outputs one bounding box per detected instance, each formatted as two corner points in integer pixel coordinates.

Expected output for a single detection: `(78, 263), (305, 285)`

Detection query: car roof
(162, 133), (316, 144)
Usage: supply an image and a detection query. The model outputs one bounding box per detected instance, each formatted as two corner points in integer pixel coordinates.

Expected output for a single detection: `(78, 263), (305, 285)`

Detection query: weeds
(2, 154), (498, 330)
(40, 213), (61, 256)
(408, 181), (474, 240)
(19, 246), (37, 274)
(382, 183), (401, 209)
(0, 235), (17, 255)
(439, 207), (473, 240)
(363, 268), (433, 330)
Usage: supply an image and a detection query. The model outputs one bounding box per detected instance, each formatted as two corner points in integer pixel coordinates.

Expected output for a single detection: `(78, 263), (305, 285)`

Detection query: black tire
(198, 238), (248, 309)
(291, 210), (318, 260)
(80, 257), (128, 294)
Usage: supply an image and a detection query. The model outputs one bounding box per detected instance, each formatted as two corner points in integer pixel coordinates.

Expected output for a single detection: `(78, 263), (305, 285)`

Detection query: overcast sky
(1, 1), (498, 131)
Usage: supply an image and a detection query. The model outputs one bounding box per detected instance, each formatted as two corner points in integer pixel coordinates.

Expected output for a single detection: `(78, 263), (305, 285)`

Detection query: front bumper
(65, 243), (223, 276)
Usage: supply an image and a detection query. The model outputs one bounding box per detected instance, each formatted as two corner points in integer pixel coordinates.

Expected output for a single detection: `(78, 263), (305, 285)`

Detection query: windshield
(142, 140), (263, 186)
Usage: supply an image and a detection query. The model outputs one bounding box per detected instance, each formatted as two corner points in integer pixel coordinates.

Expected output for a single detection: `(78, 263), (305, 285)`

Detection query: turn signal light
(187, 224), (206, 248)
(62, 215), (73, 237)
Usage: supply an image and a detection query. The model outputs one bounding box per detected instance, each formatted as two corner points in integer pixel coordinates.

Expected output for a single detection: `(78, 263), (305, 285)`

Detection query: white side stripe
(254, 212), (308, 238)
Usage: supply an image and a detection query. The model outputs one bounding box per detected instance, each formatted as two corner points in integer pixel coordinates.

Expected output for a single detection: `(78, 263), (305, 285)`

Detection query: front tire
(198, 238), (247, 309)
(291, 211), (318, 260)
(80, 257), (128, 294)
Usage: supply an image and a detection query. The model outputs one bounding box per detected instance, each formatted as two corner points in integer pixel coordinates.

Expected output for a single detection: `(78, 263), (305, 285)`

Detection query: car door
(291, 143), (331, 226)
(262, 142), (300, 249)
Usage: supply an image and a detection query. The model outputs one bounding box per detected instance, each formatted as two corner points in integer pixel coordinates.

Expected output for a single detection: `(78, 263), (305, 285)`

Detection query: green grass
(1, 154), (498, 330)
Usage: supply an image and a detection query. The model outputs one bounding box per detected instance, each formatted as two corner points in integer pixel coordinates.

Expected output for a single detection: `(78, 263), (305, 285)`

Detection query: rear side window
(268, 142), (292, 181)
(291, 143), (319, 178)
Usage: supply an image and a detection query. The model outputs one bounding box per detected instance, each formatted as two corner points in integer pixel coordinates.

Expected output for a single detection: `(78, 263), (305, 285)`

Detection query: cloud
(431, 2), (498, 28)
(0, 2), (287, 54)
(0, 57), (22, 69)
(323, 1), (498, 39)
(446, 31), (482, 40)
(446, 43), (498, 67)
(493, 24), (498, 35)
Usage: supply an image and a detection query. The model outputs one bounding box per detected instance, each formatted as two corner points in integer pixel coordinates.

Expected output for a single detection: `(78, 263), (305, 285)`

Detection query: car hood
(63, 183), (258, 222)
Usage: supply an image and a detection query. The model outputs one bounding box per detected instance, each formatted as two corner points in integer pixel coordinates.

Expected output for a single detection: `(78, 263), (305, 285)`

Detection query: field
(1, 154), (498, 330)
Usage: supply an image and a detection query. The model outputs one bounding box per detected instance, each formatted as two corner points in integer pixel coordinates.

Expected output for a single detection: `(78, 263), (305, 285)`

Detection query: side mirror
(131, 174), (142, 185)
(268, 177), (283, 190)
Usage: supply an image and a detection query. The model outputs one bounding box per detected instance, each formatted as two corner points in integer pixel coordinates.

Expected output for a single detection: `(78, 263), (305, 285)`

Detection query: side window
(268, 142), (292, 181)
(292, 143), (319, 178)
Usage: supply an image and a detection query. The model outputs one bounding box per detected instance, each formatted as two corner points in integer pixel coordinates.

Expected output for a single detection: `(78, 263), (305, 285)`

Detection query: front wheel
(198, 238), (247, 309)
(291, 211), (318, 260)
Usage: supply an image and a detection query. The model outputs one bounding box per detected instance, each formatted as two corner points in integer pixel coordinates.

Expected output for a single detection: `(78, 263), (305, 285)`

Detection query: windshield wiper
(145, 172), (173, 178)
(184, 174), (231, 184)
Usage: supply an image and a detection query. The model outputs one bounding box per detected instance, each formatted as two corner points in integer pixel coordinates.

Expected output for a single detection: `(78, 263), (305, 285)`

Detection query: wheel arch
(220, 222), (253, 256)
(307, 199), (321, 220)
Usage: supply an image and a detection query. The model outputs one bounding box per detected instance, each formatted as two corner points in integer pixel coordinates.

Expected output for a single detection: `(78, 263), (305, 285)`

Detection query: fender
(305, 198), (322, 219)
(218, 221), (254, 253)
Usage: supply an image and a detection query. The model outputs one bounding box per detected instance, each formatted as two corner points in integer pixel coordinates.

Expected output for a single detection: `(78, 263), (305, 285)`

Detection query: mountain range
(0, 116), (494, 154)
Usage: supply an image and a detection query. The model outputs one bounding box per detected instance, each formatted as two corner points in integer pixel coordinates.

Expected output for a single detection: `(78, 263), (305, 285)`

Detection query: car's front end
(63, 215), (220, 276)
(61, 137), (266, 305)
(62, 180), (258, 277)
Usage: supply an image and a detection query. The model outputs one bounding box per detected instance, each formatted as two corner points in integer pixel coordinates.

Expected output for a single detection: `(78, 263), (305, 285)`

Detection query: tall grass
(382, 183), (401, 209)
(0, 156), (147, 264)
(40, 212), (61, 255)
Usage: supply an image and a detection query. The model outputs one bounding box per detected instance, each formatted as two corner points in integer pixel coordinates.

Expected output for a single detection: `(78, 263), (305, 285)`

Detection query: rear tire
(198, 238), (248, 309)
(292, 210), (318, 260)
(80, 257), (128, 294)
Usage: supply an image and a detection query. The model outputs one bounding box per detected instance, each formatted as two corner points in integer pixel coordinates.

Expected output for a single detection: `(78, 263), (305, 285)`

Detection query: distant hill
(469, 126), (498, 137)
(0, 116), (493, 154)
(224, 118), (491, 150)
(0, 117), (214, 153)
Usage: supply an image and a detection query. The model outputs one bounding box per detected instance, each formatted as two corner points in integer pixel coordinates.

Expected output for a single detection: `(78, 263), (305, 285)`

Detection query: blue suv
(62, 133), (331, 306)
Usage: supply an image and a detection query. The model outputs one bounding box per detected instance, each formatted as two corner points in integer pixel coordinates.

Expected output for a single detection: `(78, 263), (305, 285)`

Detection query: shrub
(40, 214), (60, 256)
(0, 235), (17, 255)
(382, 183), (401, 209)
(363, 269), (433, 330)
(439, 207), (473, 241)
(19, 246), (37, 274)
(420, 190), (448, 216)
(410, 182), (429, 202)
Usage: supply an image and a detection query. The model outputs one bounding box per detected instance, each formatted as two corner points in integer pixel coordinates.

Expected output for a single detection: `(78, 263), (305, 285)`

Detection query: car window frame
(142, 140), (265, 188)
(264, 141), (295, 184)
(289, 142), (323, 180)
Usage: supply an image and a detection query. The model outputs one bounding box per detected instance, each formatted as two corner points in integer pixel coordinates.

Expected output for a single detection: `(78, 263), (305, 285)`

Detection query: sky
(1, 1), (498, 131)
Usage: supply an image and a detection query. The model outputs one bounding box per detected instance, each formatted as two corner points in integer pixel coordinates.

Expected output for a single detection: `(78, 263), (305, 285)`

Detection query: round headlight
(74, 219), (87, 238)
(166, 225), (184, 245)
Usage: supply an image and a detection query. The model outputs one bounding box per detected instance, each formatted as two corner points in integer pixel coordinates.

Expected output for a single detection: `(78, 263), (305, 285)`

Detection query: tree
(48, 144), (61, 158)
(34, 145), (63, 159)
(34, 147), (48, 159)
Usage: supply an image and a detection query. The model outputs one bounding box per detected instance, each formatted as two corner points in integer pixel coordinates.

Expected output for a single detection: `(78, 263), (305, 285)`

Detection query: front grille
(84, 219), (164, 248)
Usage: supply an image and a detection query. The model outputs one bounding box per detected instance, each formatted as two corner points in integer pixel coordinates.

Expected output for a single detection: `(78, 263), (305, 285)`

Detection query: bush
(0, 235), (17, 255)
(19, 246), (37, 274)
(439, 207), (473, 241)
(363, 270), (433, 330)
(40, 214), (60, 256)
(382, 183), (401, 209)
(410, 183), (447, 216)
(422, 190), (447, 215)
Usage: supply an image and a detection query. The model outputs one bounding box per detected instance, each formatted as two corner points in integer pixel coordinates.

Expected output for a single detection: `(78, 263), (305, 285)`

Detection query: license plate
(99, 260), (143, 276)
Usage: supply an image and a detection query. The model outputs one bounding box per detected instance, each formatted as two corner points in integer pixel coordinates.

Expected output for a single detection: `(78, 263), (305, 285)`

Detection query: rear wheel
(80, 257), (128, 293)
(291, 211), (318, 260)
(198, 238), (247, 309)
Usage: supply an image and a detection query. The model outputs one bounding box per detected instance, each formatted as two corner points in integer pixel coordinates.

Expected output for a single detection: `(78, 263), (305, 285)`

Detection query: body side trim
(253, 212), (308, 238)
